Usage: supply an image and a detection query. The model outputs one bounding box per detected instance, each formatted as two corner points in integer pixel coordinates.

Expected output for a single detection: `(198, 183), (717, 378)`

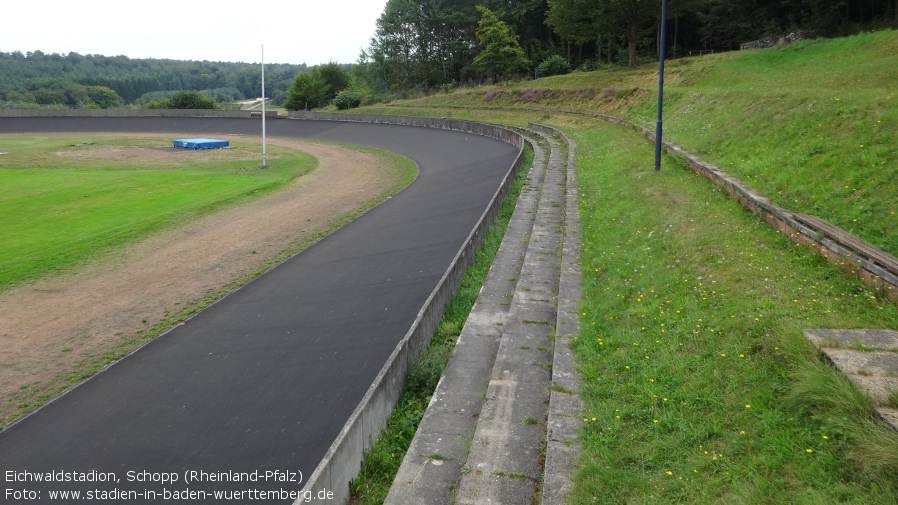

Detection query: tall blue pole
(655, 0), (668, 171)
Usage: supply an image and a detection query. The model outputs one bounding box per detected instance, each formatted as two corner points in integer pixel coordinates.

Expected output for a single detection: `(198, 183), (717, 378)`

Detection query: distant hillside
(0, 51), (309, 108)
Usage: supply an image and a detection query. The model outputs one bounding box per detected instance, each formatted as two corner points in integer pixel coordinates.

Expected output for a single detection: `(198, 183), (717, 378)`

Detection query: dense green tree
(283, 71), (328, 110)
(369, 0), (434, 90)
(483, 0), (555, 63)
(535, 54), (570, 77)
(315, 62), (352, 99)
(168, 90), (217, 109)
(85, 85), (123, 108)
(473, 5), (530, 81)
(368, 0), (553, 90)
(546, 0), (611, 61)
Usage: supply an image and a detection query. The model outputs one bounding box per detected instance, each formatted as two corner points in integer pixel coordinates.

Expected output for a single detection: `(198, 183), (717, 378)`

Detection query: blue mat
(172, 138), (229, 149)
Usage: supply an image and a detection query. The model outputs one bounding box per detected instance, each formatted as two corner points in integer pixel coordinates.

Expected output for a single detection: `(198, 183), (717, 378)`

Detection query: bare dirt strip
(0, 135), (403, 425)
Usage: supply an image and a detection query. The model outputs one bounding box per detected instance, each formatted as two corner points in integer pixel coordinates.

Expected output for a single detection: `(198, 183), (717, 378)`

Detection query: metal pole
(654, 0), (668, 171)
(262, 45), (267, 168)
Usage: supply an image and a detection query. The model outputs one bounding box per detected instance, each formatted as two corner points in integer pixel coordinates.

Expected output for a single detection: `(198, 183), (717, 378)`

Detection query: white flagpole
(261, 45), (267, 168)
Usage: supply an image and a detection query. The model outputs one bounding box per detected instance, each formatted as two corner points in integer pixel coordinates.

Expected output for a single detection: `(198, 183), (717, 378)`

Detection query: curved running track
(0, 117), (520, 503)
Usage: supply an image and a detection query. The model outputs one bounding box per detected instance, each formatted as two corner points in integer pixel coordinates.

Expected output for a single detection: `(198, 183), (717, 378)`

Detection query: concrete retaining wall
(286, 110), (523, 146)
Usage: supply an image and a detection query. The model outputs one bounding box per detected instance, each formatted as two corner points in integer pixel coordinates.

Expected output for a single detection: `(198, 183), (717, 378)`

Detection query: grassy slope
(356, 30), (898, 504)
(402, 29), (898, 256)
(0, 137), (316, 289)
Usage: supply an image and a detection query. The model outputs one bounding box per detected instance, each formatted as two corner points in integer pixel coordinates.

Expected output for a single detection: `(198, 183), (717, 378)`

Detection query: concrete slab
(805, 329), (898, 433)
(822, 348), (898, 377)
(477, 380), (550, 427)
(551, 339), (581, 393)
(805, 328), (898, 351)
(491, 347), (554, 384)
(455, 472), (536, 505)
(542, 438), (579, 505)
(547, 394), (583, 442)
(388, 431), (468, 504)
(844, 374), (898, 404)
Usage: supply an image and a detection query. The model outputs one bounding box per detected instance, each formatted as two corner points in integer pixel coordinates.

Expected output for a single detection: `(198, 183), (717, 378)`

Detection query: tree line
(2, 1), (895, 109)
(355, 0), (898, 92)
(0, 51), (307, 109)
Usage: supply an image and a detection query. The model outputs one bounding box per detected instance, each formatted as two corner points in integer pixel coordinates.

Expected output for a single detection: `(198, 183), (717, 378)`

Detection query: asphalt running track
(0, 117), (521, 503)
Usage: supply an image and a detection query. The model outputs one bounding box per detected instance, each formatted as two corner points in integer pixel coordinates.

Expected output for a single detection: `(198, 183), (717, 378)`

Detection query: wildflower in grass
(806, 448), (814, 453)
(745, 404), (751, 409)
(666, 471), (673, 476)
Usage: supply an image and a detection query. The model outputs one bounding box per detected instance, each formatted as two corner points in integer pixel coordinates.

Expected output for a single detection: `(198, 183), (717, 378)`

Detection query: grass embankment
(354, 30), (898, 503)
(390, 29), (898, 257)
(0, 136), (315, 290)
(349, 145), (533, 505)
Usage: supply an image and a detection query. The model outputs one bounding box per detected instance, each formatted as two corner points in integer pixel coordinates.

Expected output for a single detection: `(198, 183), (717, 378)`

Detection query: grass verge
(347, 144), (534, 505)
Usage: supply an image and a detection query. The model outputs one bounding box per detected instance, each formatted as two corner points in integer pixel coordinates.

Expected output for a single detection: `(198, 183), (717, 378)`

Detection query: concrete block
(822, 349), (898, 377)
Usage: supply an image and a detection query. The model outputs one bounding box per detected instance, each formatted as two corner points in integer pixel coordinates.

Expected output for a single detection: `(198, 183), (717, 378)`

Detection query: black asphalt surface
(0, 117), (520, 503)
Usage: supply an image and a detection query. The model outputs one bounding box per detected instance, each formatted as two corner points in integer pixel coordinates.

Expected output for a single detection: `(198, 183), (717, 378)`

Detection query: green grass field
(354, 29), (898, 504)
(0, 136), (316, 290)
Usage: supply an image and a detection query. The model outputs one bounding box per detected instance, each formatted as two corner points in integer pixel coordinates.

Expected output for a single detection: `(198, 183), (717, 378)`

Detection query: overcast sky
(1, 0), (388, 65)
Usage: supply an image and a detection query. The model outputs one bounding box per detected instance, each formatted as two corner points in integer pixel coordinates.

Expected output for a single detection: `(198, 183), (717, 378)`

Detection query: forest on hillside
(358, 0), (898, 92)
(2, 0), (896, 109)
(0, 53), (308, 109)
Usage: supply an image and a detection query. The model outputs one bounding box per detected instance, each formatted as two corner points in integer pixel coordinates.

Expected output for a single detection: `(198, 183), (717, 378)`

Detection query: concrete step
(383, 132), (554, 505)
(805, 329), (898, 432)
(453, 130), (566, 505)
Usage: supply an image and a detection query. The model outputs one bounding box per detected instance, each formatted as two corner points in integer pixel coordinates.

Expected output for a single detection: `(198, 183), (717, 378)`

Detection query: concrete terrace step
(384, 125), (582, 505)
(383, 130), (554, 505)
(805, 329), (898, 432)
(453, 130), (565, 505)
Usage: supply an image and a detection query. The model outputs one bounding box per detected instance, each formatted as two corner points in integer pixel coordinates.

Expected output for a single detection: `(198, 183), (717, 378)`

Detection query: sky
(1, 0), (388, 66)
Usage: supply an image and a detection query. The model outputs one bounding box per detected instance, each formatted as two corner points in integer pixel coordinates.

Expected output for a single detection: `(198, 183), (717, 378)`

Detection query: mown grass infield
(0, 136), (316, 290)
